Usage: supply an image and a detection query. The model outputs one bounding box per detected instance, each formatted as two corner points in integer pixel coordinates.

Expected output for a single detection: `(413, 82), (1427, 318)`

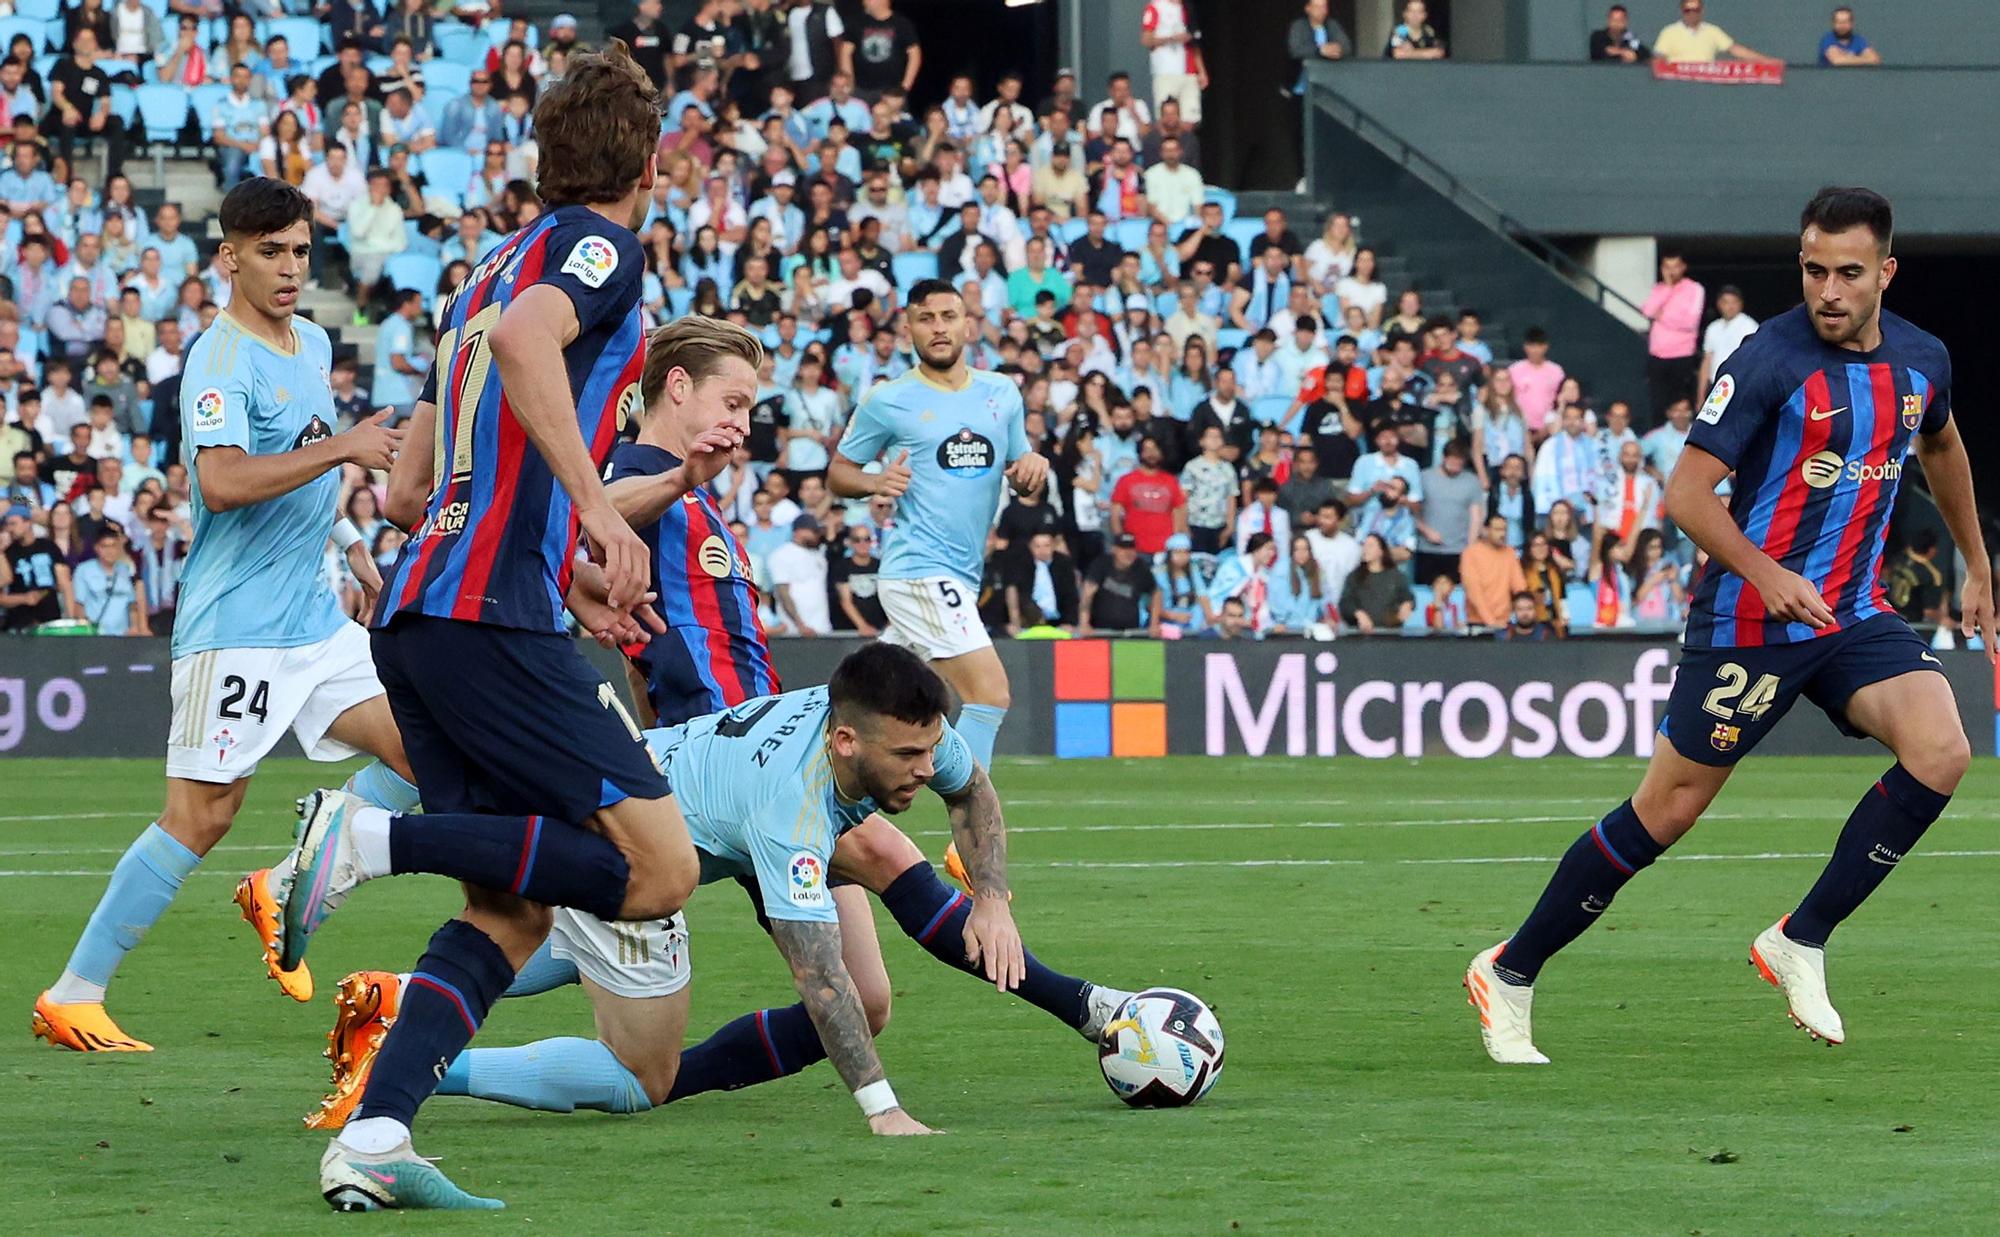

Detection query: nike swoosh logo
(363, 1169), (397, 1185)
(1866, 852), (1899, 866)
(1921, 652), (1941, 665)
(1809, 406), (1847, 421)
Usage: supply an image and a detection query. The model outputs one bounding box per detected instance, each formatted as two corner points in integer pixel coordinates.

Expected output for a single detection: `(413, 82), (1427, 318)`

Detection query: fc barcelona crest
(1710, 722), (1741, 753)
(1900, 393), (1923, 432)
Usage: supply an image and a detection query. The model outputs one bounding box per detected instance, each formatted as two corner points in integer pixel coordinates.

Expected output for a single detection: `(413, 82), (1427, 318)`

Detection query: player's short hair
(1801, 186), (1892, 251)
(905, 278), (961, 308)
(1522, 326), (1549, 346)
(828, 644), (954, 730)
(534, 39), (661, 208)
(642, 316), (765, 406)
(219, 176), (312, 240)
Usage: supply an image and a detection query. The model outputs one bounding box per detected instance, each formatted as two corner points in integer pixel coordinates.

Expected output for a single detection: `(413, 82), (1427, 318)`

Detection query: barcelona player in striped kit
(304, 320), (1130, 1136)
(272, 46), (705, 1210)
(1467, 188), (1995, 1064)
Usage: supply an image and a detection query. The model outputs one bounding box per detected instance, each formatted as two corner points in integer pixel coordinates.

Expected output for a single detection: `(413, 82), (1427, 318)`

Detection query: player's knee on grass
(613, 1039), (679, 1107)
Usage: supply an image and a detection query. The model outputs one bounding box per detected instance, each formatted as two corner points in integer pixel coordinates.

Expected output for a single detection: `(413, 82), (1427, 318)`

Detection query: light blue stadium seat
(0, 17), (45, 56)
(1565, 582), (1597, 630)
(1056, 217), (1089, 245)
(420, 148), (474, 194)
(384, 252), (442, 295)
(891, 249), (937, 292)
(13, 0), (57, 22)
(1111, 217), (1150, 253)
(108, 85), (138, 128)
(1249, 395), (1293, 427)
(1223, 218), (1264, 262)
(1404, 585), (1432, 632)
(667, 285), (693, 317)
(437, 24), (484, 66)
(133, 83), (190, 144)
(1215, 327), (1249, 354)
(403, 219), (441, 258)
(425, 60), (472, 97)
(267, 17), (321, 59)
(189, 83), (230, 134)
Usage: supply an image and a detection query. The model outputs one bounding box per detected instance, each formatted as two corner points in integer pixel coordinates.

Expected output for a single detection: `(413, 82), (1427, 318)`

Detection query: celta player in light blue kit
(32, 177), (422, 1053)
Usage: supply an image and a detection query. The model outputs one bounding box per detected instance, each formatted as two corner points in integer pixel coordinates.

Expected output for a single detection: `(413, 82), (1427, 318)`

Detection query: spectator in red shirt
(1640, 249), (1704, 421)
(1109, 437), (1187, 554)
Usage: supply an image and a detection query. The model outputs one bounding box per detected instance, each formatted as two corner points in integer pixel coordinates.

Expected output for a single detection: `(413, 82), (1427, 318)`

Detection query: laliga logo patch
(936, 428), (996, 477)
(192, 387), (227, 433)
(787, 852), (827, 907)
(1800, 449), (1845, 489)
(1901, 393), (1923, 432)
(1710, 722), (1741, 752)
(697, 534), (735, 579)
(562, 235), (619, 288)
(1696, 374), (1733, 425)
(293, 415), (333, 450)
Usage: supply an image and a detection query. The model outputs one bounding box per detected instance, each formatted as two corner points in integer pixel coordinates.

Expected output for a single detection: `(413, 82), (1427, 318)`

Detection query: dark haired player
(827, 278), (1049, 784)
(1466, 187), (1994, 1063)
(31, 178), (420, 1053)
(303, 321), (1129, 1135)
(275, 45), (704, 1209)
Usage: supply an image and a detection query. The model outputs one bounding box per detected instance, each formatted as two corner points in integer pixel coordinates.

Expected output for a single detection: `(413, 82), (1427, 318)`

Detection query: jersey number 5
(1701, 663), (1779, 722)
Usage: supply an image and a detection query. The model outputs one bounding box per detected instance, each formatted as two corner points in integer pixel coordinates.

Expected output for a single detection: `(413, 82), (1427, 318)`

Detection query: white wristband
(332, 518), (364, 551)
(853, 1080), (899, 1117)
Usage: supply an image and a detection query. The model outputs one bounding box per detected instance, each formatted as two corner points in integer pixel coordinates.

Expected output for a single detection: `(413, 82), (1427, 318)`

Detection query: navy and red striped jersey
(376, 205), (646, 634)
(609, 442), (779, 725)
(1684, 305), (1951, 649)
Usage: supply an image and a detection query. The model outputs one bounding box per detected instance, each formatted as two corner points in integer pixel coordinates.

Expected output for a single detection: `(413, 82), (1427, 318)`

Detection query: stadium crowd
(0, 0), (1953, 646)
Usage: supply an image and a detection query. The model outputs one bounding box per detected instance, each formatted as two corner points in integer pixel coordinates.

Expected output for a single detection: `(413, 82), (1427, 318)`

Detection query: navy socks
(389, 813), (630, 921)
(1497, 800), (1664, 986)
(879, 861), (1091, 1029)
(1785, 764), (1949, 947)
(355, 919), (516, 1128)
(666, 1006), (825, 1102)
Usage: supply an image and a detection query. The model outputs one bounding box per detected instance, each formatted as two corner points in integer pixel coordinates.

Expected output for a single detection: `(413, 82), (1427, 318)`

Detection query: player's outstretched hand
(1005, 450), (1050, 497)
(678, 423), (744, 491)
(868, 1109), (942, 1136)
(341, 408), (406, 472)
(1757, 567), (1835, 628)
(1960, 575), (1998, 663)
(963, 893), (1026, 992)
(875, 449), (913, 500)
(580, 504), (650, 611)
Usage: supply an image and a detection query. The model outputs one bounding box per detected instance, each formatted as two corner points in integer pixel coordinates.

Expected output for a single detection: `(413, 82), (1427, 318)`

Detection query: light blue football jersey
(644, 685), (975, 924)
(835, 368), (1028, 589)
(174, 313), (346, 657)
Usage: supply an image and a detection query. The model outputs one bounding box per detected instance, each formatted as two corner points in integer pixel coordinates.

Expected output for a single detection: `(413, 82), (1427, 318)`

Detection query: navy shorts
(373, 614), (668, 821)
(1661, 612), (1942, 767)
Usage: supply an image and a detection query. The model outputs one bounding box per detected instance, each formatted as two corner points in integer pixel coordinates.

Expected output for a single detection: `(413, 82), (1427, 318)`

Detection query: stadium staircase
(1295, 78), (1649, 401)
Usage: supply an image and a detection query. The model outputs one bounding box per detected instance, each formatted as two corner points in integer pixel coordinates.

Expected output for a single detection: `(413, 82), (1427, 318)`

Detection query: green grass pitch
(5, 754), (1999, 1233)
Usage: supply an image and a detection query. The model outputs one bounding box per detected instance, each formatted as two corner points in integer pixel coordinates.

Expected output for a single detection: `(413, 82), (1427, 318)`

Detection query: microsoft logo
(1052, 640), (1167, 759)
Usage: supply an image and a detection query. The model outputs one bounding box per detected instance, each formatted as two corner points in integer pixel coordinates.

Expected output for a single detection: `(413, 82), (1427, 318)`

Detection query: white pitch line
(13, 850), (2000, 878)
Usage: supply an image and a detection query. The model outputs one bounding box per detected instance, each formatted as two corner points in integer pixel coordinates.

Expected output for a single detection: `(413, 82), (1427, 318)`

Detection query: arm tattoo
(944, 765), (1010, 898)
(769, 919), (886, 1093)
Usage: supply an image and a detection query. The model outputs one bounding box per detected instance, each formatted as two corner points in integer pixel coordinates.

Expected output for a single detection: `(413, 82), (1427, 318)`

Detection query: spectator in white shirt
(145, 319), (182, 385)
(1233, 330), (1288, 401)
(1698, 283), (1757, 394)
(344, 168), (409, 322)
(1142, 135), (1204, 227)
(1234, 476), (1293, 556)
(767, 514), (831, 636)
(1087, 71), (1153, 143)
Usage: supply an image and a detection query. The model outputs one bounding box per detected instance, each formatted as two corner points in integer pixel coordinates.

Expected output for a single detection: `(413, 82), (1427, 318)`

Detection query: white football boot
(1749, 917), (1844, 1046)
(1464, 943), (1550, 1065)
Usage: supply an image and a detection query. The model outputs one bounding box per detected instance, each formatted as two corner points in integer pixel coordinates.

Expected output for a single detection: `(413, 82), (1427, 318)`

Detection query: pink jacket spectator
(1641, 277), (1704, 360)
(1507, 357), (1567, 432)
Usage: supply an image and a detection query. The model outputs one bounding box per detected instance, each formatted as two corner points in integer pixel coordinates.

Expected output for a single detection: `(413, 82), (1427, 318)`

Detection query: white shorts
(1153, 72), (1202, 123)
(166, 622), (383, 783)
(877, 576), (993, 661)
(548, 908), (691, 999)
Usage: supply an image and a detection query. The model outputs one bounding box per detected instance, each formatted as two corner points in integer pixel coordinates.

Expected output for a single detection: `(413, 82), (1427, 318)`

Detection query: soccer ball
(1097, 987), (1224, 1108)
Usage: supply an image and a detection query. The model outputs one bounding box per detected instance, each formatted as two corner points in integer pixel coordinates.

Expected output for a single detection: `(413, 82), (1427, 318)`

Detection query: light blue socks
(437, 1037), (653, 1113)
(956, 703), (1008, 771)
(48, 824), (202, 1003)
(503, 939), (581, 997)
(343, 761), (423, 812)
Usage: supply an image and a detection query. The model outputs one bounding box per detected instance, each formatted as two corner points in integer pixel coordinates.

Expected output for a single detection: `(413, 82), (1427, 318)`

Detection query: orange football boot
(303, 971), (402, 1130)
(31, 992), (153, 1052)
(236, 869), (314, 1002)
(941, 843), (1011, 901)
